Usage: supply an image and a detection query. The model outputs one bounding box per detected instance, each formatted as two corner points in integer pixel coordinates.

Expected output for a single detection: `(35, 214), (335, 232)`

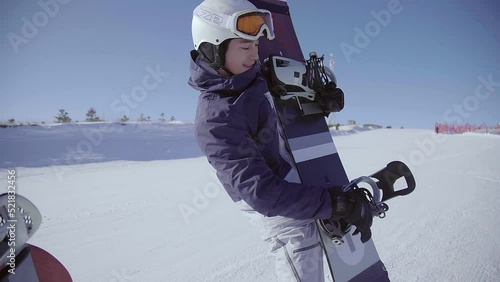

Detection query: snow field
(0, 123), (499, 281)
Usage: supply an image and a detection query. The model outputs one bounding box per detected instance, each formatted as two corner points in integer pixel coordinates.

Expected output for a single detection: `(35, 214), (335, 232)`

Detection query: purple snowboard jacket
(188, 51), (332, 220)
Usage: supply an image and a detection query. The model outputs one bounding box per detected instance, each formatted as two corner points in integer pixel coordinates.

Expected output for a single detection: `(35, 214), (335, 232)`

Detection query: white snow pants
(237, 200), (325, 282)
(237, 116), (327, 281)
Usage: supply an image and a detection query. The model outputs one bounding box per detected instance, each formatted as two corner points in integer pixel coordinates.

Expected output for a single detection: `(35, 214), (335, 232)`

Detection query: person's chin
(241, 64), (254, 72)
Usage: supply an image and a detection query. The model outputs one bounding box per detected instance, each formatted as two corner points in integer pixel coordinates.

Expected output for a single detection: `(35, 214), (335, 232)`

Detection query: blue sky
(1, 0), (499, 128)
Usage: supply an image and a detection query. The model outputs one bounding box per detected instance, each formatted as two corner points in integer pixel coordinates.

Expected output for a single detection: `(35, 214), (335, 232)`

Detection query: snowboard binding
(0, 193), (42, 281)
(0, 193), (42, 265)
(263, 52), (344, 116)
(319, 161), (416, 245)
(0, 193), (73, 281)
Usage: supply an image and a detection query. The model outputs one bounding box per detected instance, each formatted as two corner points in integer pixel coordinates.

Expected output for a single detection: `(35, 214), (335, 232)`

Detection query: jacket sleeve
(195, 92), (332, 220)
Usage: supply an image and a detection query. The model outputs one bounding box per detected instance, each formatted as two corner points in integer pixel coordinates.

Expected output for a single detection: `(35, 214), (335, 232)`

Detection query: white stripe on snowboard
(290, 143), (338, 163)
(287, 132), (333, 150)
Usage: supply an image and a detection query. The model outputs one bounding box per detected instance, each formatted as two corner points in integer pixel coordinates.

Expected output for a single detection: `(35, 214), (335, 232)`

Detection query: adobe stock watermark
(178, 95), (293, 224)
(441, 74), (499, 124)
(50, 64), (169, 182)
(7, 0), (71, 54)
(340, 0), (405, 63)
(178, 171), (224, 224)
(398, 73), (499, 169)
(110, 65), (169, 117)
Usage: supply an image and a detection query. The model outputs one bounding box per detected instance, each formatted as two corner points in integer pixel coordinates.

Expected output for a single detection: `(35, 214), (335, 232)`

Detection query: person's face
(224, 38), (259, 76)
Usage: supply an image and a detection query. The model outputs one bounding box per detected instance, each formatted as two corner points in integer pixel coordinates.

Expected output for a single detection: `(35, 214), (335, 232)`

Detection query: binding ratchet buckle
(319, 177), (389, 245)
(263, 52), (340, 116)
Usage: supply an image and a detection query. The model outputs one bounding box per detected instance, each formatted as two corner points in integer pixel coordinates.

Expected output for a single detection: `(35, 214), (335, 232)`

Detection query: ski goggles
(228, 9), (275, 41)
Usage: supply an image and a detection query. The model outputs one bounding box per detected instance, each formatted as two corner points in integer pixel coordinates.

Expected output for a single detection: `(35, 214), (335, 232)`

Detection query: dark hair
(197, 39), (232, 71)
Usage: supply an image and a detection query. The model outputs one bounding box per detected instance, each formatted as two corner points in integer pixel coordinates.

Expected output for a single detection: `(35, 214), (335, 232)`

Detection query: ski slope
(0, 123), (499, 282)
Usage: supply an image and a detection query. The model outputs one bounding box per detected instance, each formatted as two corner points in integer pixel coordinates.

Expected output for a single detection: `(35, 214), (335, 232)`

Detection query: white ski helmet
(192, 0), (275, 50)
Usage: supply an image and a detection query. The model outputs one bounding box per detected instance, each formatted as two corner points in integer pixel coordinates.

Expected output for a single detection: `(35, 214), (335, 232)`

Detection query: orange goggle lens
(236, 12), (273, 36)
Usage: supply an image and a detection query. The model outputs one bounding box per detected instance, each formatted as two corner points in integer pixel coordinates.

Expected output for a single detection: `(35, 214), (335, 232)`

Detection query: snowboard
(0, 193), (73, 282)
(249, 0), (415, 281)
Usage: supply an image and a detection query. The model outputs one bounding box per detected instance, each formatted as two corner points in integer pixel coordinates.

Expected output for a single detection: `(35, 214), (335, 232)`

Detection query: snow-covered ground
(0, 123), (499, 282)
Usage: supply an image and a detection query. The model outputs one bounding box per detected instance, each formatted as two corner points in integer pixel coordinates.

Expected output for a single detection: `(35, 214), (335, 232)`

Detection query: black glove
(329, 188), (373, 243)
(317, 83), (344, 115)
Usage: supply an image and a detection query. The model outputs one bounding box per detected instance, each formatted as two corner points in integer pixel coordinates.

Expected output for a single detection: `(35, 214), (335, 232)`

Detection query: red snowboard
(30, 244), (72, 282)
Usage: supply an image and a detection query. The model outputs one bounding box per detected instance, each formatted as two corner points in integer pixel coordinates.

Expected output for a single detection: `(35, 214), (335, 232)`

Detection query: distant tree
(55, 109), (71, 123)
(138, 113), (148, 122)
(8, 119), (15, 124)
(170, 116), (176, 122)
(120, 115), (130, 122)
(85, 107), (102, 122)
(159, 113), (166, 122)
(147, 116), (151, 122)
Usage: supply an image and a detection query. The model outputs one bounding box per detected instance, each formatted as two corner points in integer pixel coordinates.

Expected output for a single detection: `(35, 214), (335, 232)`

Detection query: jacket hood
(188, 50), (261, 95)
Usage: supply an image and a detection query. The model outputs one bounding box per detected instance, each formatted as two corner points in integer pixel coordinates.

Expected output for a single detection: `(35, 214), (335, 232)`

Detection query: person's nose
(249, 44), (259, 61)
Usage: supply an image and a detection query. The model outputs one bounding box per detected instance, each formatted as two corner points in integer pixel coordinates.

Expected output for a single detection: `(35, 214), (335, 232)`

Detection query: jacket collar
(188, 50), (262, 96)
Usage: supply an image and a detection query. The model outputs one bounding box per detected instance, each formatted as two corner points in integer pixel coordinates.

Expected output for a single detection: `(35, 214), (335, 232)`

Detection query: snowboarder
(188, 0), (373, 280)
